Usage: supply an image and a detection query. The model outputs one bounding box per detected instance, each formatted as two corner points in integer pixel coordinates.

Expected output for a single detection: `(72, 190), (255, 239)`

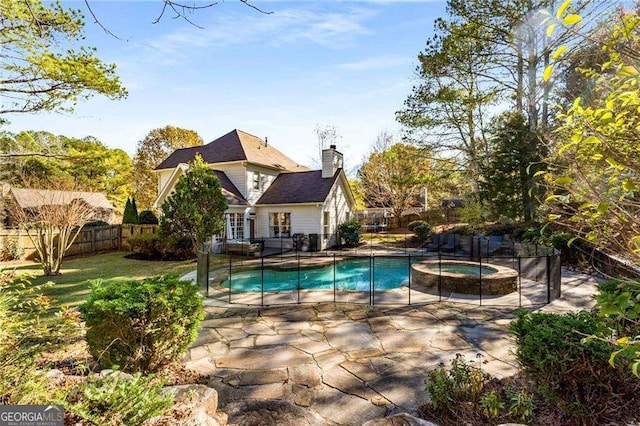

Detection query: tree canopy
(0, 0), (126, 115)
(0, 130), (133, 209)
(132, 126), (204, 210)
(160, 155), (227, 252)
(357, 135), (435, 220)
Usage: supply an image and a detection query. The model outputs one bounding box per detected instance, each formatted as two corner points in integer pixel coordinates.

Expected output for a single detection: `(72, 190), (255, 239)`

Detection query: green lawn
(4, 252), (197, 312)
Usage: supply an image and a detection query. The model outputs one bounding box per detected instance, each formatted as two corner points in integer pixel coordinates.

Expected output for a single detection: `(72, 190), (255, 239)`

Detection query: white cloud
(138, 6), (377, 62)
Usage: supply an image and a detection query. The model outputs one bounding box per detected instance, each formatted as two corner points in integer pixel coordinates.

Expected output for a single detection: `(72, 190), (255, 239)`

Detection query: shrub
(0, 269), (81, 404)
(0, 236), (23, 261)
(337, 220), (362, 247)
(162, 234), (194, 260)
(507, 388), (534, 421)
(479, 390), (504, 419)
(426, 354), (487, 412)
(509, 310), (627, 420)
(129, 233), (194, 260)
(138, 209), (159, 225)
(80, 275), (204, 374)
(458, 200), (487, 234)
(594, 279), (640, 377)
(129, 233), (162, 259)
(67, 373), (173, 424)
(82, 220), (109, 229)
(408, 220), (433, 243)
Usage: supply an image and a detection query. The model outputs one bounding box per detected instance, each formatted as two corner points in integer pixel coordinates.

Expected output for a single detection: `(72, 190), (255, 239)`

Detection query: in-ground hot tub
(411, 260), (518, 295)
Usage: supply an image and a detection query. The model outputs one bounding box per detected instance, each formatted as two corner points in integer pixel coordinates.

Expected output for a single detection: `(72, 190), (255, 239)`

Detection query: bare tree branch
(84, 0), (122, 40)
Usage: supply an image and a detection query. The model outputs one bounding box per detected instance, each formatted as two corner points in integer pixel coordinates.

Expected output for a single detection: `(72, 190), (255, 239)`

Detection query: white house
(153, 129), (355, 251)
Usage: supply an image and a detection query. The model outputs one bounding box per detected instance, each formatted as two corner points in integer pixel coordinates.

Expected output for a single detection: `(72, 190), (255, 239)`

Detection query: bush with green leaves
(138, 209), (159, 225)
(337, 220), (362, 247)
(129, 233), (194, 260)
(66, 373), (173, 425)
(80, 275), (204, 374)
(426, 354), (487, 412)
(0, 269), (81, 404)
(129, 233), (162, 259)
(407, 220), (433, 243)
(458, 200), (486, 234)
(509, 310), (629, 421)
(479, 390), (504, 419)
(594, 279), (640, 378)
(0, 237), (23, 261)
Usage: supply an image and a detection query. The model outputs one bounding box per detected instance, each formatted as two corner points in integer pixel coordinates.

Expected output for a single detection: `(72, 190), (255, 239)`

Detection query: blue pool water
(222, 258), (410, 292)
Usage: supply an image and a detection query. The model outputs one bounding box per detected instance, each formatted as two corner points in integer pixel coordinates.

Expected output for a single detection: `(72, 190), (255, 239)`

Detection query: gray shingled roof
(256, 170), (340, 205)
(213, 170), (248, 206)
(10, 188), (115, 210)
(155, 129), (308, 172)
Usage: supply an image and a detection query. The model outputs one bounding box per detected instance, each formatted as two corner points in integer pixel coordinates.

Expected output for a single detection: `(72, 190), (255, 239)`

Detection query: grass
(3, 252), (197, 314)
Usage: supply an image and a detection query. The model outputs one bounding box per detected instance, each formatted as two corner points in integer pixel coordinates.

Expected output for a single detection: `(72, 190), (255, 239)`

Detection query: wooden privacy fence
(0, 224), (159, 260)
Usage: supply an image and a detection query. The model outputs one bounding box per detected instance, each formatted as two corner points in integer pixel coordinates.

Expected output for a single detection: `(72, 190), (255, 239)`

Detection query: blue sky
(4, 0), (447, 168)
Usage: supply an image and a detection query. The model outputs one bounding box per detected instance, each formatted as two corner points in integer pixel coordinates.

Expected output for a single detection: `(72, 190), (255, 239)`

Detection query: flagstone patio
(184, 269), (601, 425)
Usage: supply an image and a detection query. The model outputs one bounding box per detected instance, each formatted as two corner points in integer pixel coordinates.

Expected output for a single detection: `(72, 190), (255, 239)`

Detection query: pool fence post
(297, 252), (301, 304)
(228, 254), (232, 304)
(371, 255), (375, 306)
(205, 251), (210, 297)
(369, 256), (373, 305)
(438, 253), (442, 303)
(404, 232), (407, 255)
(546, 253), (551, 304)
(333, 253), (336, 304)
(479, 255), (483, 307)
(261, 255), (265, 307)
(518, 256), (522, 308)
(370, 232), (373, 256)
(280, 236), (283, 262)
(408, 254), (411, 305)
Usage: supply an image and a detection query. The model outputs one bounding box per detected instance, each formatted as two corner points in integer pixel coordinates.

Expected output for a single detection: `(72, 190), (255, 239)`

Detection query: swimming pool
(220, 258), (410, 292)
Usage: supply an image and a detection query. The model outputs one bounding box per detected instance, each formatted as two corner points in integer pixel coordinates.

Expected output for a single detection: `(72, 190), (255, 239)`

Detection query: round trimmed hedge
(80, 275), (204, 374)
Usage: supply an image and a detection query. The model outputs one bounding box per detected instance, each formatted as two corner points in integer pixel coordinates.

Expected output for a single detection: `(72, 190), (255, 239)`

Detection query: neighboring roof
(213, 170), (249, 206)
(256, 170), (340, 205)
(10, 188), (115, 210)
(155, 129), (309, 172)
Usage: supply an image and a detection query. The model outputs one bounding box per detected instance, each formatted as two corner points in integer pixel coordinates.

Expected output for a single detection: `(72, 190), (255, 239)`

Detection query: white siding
(255, 206), (321, 238)
(245, 165), (279, 205)
(157, 170), (174, 196)
(210, 164), (247, 198)
(321, 178), (351, 248)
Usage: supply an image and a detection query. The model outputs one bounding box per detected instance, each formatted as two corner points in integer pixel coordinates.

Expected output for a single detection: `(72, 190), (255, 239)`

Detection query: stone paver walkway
(183, 269), (601, 425)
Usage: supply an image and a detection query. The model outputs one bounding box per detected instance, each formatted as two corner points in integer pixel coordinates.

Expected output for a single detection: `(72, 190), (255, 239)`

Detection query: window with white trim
(225, 213), (244, 240)
(269, 213), (291, 238)
(252, 171), (260, 190)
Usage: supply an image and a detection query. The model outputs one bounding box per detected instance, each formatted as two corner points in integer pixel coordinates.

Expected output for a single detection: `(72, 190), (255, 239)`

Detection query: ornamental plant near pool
(80, 275), (204, 374)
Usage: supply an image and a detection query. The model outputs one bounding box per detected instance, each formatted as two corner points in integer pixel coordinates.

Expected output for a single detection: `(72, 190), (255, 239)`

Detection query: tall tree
(398, 0), (612, 199)
(397, 18), (497, 188)
(0, 131), (133, 209)
(0, 0), (126, 115)
(481, 111), (541, 221)
(160, 155), (227, 253)
(357, 137), (435, 221)
(132, 126), (203, 209)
